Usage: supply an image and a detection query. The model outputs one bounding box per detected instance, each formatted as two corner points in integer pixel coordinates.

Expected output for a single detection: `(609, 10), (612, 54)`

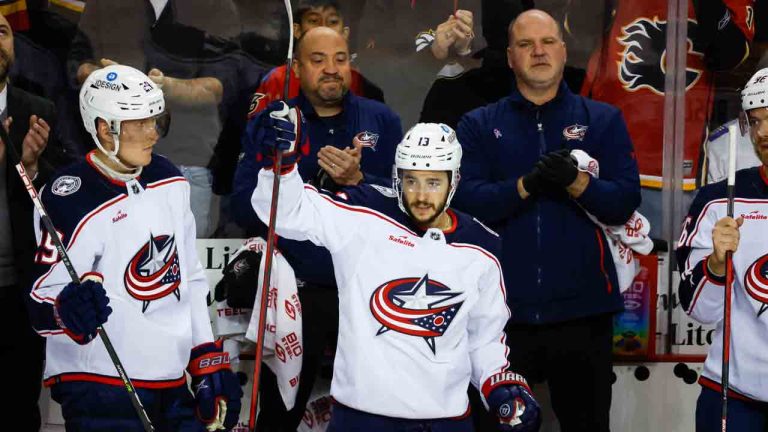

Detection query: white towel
(214, 237), (303, 409)
(570, 150), (654, 293)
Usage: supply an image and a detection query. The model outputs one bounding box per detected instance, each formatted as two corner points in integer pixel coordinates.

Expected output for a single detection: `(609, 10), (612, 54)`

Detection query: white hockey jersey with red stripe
(29, 152), (213, 388)
(251, 166), (510, 419)
(677, 166), (768, 401)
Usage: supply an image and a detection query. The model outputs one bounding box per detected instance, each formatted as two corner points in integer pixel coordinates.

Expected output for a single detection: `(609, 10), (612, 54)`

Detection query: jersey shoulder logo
(51, 176), (82, 196)
(124, 233), (182, 312)
(617, 17), (702, 95)
(370, 274), (463, 354)
(370, 184), (397, 198)
(744, 252), (768, 317)
(247, 93), (266, 119)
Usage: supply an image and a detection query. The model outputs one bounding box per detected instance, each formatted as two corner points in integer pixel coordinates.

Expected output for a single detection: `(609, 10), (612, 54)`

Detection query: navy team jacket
(232, 91), (402, 287)
(453, 81), (641, 324)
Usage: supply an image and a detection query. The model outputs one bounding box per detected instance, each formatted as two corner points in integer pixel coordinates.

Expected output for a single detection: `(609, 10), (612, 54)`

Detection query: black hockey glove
(214, 249), (262, 309)
(536, 149), (578, 188)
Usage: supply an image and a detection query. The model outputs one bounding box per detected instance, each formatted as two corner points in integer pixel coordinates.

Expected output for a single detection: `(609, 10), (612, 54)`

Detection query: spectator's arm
(148, 68), (223, 107)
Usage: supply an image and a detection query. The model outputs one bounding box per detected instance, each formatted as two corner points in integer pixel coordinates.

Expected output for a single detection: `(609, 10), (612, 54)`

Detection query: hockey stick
(248, 0), (294, 429)
(0, 124), (155, 431)
(720, 123), (738, 431)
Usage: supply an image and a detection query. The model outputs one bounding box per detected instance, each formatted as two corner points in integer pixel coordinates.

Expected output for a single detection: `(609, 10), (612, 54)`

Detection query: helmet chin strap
(90, 133), (143, 180)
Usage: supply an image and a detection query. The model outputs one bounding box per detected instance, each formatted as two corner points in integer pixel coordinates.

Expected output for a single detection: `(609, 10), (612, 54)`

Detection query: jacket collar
(508, 80), (571, 109)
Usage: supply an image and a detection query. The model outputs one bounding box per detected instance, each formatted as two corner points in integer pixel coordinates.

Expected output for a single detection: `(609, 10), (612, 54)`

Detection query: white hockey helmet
(739, 68), (768, 137)
(392, 123), (463, 213)
(80, 65), (167, 168)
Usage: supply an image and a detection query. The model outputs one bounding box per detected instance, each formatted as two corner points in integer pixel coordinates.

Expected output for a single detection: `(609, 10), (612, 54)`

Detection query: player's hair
(294, 0), (343, 22)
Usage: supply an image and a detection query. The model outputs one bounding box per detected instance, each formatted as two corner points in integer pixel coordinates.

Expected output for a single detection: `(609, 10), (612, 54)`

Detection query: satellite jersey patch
(51, 176), (82, 196)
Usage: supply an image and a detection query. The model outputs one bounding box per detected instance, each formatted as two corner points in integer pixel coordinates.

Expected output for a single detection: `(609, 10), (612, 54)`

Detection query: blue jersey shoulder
(141, 154), (184, 183)
(448, 208), (501, 258)
(41, 159), (121, 246)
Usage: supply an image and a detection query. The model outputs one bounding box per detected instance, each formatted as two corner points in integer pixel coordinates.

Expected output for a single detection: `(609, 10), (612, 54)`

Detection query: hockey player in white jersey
(28, 65), (241, 431)
(250, 102), (541, 431)
(677, 67), (768, 431)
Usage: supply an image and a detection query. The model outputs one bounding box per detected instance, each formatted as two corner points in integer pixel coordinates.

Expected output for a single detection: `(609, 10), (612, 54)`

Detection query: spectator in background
(0, 10), (70, 430)
(453, 10), (640, 430)
(70, 0), (264, 237)
(248, 0), (384, 118)
(232, 26), (402, 431)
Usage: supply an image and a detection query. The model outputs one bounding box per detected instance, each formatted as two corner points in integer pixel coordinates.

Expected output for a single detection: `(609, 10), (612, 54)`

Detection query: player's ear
(96, 119), (115, 151)
(292, 57), (301, 79)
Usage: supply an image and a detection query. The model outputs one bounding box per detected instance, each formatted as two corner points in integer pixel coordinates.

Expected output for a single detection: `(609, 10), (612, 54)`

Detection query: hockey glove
(188, 340), (242, 431)
(521, 164), (546, 197)
(259, 101), (306, 174)
(536, 149), (578, 188)
(483, 372), (541, 432)
(54, 275), (112, 345)
(214, 249), (262, 309)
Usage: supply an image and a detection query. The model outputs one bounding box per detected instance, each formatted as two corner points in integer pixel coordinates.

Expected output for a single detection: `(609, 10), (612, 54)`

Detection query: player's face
(0, 16), (15, 85)
(746, 107), (768, 166)
(402, 170), (450, 227)
(296, 7), (348, 38)
(295, 29), (352, 108)
(507, 13), (566, 93)
(116, 117), (160, 168)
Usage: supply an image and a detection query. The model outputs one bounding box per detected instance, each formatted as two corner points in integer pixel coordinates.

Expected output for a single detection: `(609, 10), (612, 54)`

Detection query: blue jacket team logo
(744, 252), (768, 317)
(370, 274), (463, 354)
(124, 233), (181, 312)
(353, 131), (379, 151)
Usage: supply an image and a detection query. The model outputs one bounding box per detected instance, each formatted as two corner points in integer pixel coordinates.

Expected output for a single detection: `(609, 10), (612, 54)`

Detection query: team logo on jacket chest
(353, 131), (379, 151)
(124, 233), (181, 312)
(369, 274), (463, 354)
(563, 124), (588, 141)
(744, 253), (768, 317)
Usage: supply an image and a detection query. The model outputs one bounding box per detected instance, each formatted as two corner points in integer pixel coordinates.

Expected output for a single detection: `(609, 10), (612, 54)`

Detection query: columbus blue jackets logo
(353, 131), (379, 151)
(370, 274), (463, 354)
(124, 233), (181, 312)
(744, 253), (768, 317)
(563, 124), (588, 141)
(618, 18), (703, 95)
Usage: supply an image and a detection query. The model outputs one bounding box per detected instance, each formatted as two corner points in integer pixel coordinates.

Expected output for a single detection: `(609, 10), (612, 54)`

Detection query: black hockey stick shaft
(720, 125), (737, 431)
(249, 1), (294, 429)
(0, 126), (155, 432)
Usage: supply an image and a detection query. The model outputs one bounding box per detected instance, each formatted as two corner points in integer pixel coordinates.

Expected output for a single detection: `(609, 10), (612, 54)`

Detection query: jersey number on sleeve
(35, 229), (64, 265)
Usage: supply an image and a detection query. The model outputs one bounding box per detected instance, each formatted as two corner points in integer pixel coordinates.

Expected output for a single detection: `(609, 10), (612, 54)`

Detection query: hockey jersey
(581, 0), (754, 190)
(677, 166), (768, 401)
(251, 167), (510, 419)
(29, 152), (213, 387)
(704, 119), (761, 185)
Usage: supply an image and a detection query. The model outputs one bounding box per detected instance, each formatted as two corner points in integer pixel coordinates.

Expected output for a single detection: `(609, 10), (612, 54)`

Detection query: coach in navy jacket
(452, 10), (640, 431)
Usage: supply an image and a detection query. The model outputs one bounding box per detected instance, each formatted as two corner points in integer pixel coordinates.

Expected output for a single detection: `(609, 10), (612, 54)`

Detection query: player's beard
(405, 198), (447, 228)
(0, 47), (12, 84)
